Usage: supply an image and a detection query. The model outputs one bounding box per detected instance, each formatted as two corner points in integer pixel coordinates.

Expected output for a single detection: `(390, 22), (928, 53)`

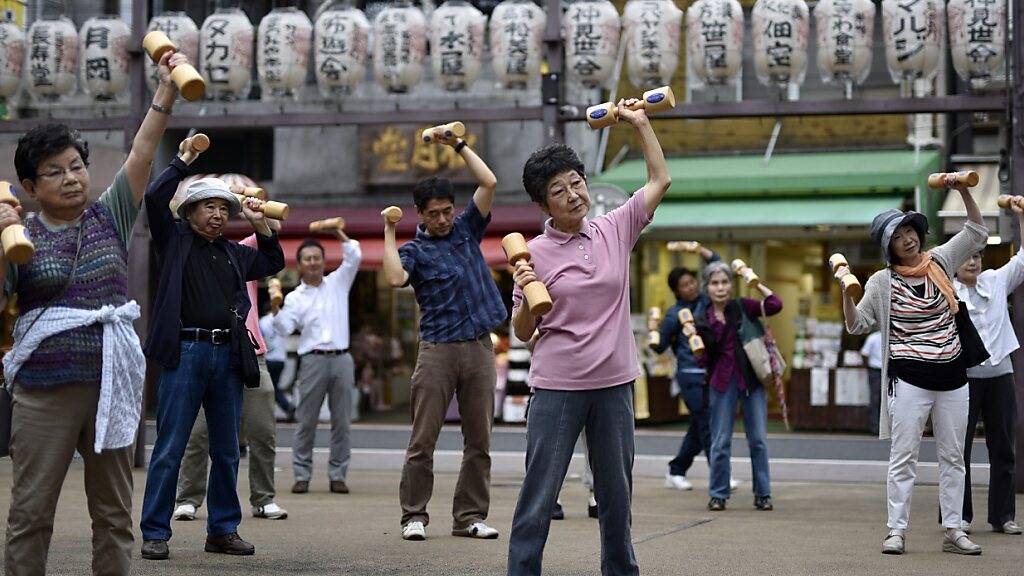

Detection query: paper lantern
(25, 16), (78, 102)
(489, 0), (546, 90)
(200, 7), (254, 100)
(0, 21), (25, 98)
(146, 12), (200, 94)
(881, 0), (943, 83)
(430, 0), (486, 91)
(258, 7), (313, 98)
(372, 1), (427, 93)
(686, 0), (744, 87)
(752, 0), (810, 89)
(814, 0), (875, 90)
(79, 16), (131, 100)
(564, 0), (620, 89)
(623, 0), (683, 89)
(948, 0), (1006, 86)
(314, 4), (370, 96)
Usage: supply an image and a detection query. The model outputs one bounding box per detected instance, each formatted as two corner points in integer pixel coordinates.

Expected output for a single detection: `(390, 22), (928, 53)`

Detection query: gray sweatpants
(293, 352), (355, 483)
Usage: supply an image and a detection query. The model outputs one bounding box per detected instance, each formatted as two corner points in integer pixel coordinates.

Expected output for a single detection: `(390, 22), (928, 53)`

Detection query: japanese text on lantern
(319, 15), (350, 80)
(503, 7), (533, 75)
(263, 16), (281, 83)
(964, 0), (998, 66)
(439, 15), (466, 78)
(892, 0), (938, 63)
(638, 2), (661, 74)
(205, 18), (230, 83)
(84, 24), (110, 82)
(829, 0), (865, 67)
(30, 23), (51, 87)
(698, 2), (731, 70)
(570, 4), (602, 79)
(760, 0), (802, 70)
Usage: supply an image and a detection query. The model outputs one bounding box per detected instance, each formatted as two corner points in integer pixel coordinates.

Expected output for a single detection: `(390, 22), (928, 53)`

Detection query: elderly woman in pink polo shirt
(506, 100), (671, 576)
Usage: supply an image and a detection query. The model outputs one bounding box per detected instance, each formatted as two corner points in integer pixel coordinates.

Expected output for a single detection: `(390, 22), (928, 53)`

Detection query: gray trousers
(293, 352), (354, 483)
(176, 356), (277, 508)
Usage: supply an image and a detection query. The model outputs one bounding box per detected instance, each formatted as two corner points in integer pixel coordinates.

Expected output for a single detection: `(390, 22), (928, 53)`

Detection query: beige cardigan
(845, 220), (988, 440)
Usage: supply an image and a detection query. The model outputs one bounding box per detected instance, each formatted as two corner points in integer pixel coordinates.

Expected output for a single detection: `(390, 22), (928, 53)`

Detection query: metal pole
(541, 0), (564, 144)
(1008, 0), (1024, 493)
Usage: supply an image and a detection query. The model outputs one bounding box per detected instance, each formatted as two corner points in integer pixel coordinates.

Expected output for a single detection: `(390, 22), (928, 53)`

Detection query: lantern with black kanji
(372, 0), (427, 93)
(752, 0), (810, 91)
(146, 12), (200, 94)
(489, 0), (546, 90)
(431, 0), (486, 91)
(25, 16), (78, 102)
(686, 0), (744, 88)
(314, 3), (371, 97)
(0, 20), (24, 98)
(200, 7), (254, 101)
(814, 0), (875, 97)
(79, 16), (131, 101)
(564, 0), (620, 90)
(258, 7), (313, 99)
(623, 0), (683, 89)
(881, 0), (943, 84)
(948, 0), (1006, 87)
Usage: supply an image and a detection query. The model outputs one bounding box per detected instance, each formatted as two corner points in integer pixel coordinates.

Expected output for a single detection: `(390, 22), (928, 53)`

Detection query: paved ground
(1, 444), (1021, 575)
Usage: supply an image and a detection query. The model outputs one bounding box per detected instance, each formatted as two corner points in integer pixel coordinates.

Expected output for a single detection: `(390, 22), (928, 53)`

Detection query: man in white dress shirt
(273, 226), (361, 494)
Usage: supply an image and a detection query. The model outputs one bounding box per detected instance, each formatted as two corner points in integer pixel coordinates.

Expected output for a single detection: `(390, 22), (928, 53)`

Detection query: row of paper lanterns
(0, 0), (1007, 103)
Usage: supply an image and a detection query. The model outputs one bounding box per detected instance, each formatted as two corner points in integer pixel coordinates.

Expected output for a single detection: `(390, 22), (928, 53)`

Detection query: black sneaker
(205, 532), (255, 555)
(551, 502), (565, 520)
(587, 494), (598, 519)
(708, 497), (726, 511)
(141, 539), (169, 560)
(754, 496), (773, 511)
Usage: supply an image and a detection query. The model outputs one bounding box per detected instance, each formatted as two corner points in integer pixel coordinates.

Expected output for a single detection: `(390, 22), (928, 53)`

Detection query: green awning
(597, 150), (941, 199)
(649, 195), (907, 230)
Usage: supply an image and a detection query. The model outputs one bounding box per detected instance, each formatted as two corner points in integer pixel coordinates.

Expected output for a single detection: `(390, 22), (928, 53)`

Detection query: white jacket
(954, 248), (1024, 368)
(3, 301), (145, 453)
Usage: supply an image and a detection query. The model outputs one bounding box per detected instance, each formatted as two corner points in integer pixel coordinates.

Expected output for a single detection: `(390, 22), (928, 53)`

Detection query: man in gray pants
(273, 229), (361, 494)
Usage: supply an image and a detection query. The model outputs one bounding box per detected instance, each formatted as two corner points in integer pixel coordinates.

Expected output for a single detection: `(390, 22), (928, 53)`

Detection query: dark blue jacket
(144, 157), (284, 368)
(650, 250), (720, 388)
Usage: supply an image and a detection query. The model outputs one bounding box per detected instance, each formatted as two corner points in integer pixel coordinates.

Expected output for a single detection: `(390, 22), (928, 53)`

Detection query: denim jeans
(668, 376), (711, 477)
(507, 383), (638, 576)
(140, 341), (243, 541)
(708, 382), (770, 500)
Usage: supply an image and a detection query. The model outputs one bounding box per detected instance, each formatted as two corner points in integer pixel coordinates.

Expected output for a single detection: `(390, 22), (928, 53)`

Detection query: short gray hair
(702, 261), (732, 292)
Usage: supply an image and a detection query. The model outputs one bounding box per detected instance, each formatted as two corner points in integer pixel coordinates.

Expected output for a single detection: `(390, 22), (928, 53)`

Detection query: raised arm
(464, 144), (498, 218)
(123, 52), (191, 205)
(383, 216), (410, 288)
(993, 205), (1024, 292)
(615, 100), (671, 218)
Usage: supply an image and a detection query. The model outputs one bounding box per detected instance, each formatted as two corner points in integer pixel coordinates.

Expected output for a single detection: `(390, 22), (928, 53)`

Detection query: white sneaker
(402, 521), (426, 541)
(664, 474), (694, 491)
(960, 520), (971, 534)
(172, 503), (196, 521)
(252, 502), (288, 520)
(452, 521), (499, 539)
(729, 478), (741, 492)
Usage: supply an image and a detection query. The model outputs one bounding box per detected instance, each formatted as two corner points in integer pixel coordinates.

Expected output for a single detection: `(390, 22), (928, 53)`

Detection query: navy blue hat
(870, 209), (928, 264)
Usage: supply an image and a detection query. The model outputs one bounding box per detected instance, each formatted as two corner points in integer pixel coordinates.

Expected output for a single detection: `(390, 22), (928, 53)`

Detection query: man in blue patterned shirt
(382, 128), (505, 542)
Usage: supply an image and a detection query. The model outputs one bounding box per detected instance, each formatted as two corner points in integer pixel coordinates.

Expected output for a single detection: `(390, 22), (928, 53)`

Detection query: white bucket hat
(176, 177), (240, 220)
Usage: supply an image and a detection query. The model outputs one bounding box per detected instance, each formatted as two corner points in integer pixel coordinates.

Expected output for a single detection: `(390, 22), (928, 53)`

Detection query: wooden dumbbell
(731, 259), (760, 288)
(309, 217), (346, 234)
(828, 253), (863, 302)
(421, 121), (465, 143)
(927, 171), (979, 189)
(142, 30), (205, 101)
(0, 182), (33, 264)
(229, 184), (267, 201)
(677, 307), (705, 354)
(586, 86), (676, 130)
(234, 195), (289, 220)
(647, 307), (662, 347)
(502, 232), (553, 316)
(189, 133), (210, 153)
(997, 195), (1024, 210)
(381, 206), (403, 224)
(268, 278), (283, 307)
(666, 241), (700, 253)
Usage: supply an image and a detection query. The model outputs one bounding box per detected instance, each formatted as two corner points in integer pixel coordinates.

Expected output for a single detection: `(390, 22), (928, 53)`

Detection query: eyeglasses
(38, 162), (88, 182)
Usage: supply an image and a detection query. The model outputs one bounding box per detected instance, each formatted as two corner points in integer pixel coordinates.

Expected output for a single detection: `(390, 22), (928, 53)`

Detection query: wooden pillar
(1010, 0), (1024, 493)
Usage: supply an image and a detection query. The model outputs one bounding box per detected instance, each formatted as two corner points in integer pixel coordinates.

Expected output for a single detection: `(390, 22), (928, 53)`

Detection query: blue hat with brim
(870, 209), (928, 264)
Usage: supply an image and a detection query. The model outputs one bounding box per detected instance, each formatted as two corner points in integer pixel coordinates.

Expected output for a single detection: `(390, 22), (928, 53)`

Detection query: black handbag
(231, 310), (261, 389)
(955, 299), (990, 368)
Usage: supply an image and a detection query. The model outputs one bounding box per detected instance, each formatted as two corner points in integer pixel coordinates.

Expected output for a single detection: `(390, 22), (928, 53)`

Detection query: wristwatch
(454, 139), (468, 153)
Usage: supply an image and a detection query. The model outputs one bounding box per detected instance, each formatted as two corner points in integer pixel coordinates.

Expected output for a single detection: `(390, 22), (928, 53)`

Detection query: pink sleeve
(240, 234), (267, 355)
(599, 188), (652, 248)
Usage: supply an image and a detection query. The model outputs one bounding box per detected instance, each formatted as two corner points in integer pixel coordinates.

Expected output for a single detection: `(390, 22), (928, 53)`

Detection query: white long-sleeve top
(273, 239), (361, 355)
(954, 247), (1024, 373)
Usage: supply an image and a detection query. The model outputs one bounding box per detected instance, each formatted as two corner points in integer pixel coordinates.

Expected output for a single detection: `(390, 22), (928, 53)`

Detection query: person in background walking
(860, 331), (883, 437)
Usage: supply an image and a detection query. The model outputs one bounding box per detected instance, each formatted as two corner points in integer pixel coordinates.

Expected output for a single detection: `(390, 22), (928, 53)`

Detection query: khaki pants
(399, 336), (495, 530)
(176, 356), (277, 508)
(5, 385), (133, 576)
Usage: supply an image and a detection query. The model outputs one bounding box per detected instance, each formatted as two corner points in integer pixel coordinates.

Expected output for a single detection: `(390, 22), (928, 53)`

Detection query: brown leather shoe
(205, 532), (255, 556)
(141, 539), (169, 560)
(291, 480), (309, 494)
(330, 480), (349, 494)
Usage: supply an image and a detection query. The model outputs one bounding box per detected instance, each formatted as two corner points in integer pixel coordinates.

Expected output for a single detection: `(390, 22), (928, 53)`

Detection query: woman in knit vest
(836, 177), (987, 556)
(0, 51), (193, 576)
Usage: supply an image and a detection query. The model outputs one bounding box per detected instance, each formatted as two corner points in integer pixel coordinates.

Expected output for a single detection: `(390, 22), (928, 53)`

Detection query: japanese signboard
(686, 0), (744, 88)
(258, 7), (312, 97)
(26, 16), (78, 101)
(752, 0), (810, 89)
(948, 0), (1005, 85)
(314, 5), (370, 96)
(564, 0), (620, 89)
(360, 124), (484, 185)
(623, 0), (682, 89)
(372, 3), (427, 93)
(490, 0), (545, 89)
(431, 0), (486, 92)
(79, 16), (130, 100)
(200, 7), (254, 100)
(814, 0), (875, 88)
(881, 0), (943, 82)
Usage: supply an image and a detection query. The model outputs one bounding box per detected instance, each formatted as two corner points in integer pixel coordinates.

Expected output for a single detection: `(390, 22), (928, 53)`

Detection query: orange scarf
(892, 252), (959, 314)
